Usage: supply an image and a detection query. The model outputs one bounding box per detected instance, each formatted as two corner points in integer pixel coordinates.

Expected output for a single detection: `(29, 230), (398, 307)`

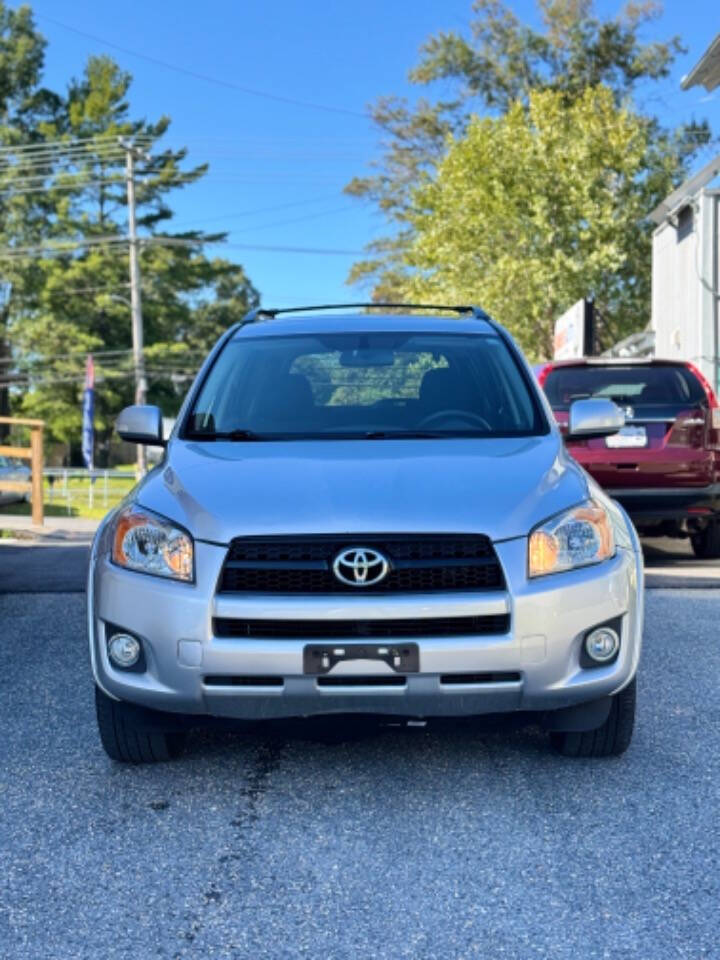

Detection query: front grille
(219, 534), (504, 593)
(213, 613), (510, 639)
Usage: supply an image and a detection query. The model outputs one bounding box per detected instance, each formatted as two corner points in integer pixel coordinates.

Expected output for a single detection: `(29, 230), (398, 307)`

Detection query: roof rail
(242, 302), (493, 324)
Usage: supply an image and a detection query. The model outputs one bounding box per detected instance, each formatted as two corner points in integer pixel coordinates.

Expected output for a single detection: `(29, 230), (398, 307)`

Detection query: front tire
(95, 685), (186, 763)
(690, 522), (720, 559)
(551, 678), (636, 758)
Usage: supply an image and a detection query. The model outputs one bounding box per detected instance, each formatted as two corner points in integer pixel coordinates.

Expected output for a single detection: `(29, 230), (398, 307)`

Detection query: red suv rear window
(543, 365), (707, 411)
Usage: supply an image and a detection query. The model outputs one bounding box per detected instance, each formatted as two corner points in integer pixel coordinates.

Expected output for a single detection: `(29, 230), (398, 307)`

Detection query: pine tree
(3, 46), (257, 461)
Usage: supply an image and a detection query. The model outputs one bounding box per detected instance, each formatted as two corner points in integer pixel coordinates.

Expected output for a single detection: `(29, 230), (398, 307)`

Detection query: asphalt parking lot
(1, 544), (719, 959)
(0, 542), (90, 593)
(0, 590), (720, 960)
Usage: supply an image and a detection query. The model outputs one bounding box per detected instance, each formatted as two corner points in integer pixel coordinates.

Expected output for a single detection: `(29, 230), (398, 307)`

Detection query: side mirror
(116, 405), (165, 446)
(567, 398), (625, 440)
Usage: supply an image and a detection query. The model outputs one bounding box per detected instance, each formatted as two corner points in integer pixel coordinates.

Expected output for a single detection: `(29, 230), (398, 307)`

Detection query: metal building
(649, 155), (720, 391)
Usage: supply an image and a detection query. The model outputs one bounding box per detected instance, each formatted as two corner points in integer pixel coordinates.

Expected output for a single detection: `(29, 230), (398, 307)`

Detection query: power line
(0, 145), (139, 163)
(2, 367), (198, 388)
(0, 345), (206, 368)
(138, 237), (364, 255)
(6, 282), (132, 304)
(0, 170), (126, 188)
(0, 147), (132, 165)
(206, 241), (364, 256)
(0, 170), (265, 199)
(1, 360), (205, 384)
(1, 150), (157, 174)
(0, 134), (153, 156)
(0, 234), (210, 259)
(0, 178), (127, 198)
(171, 195), (345, 228)
(0, 144), (367, 167)
(158, 134), (373, 143)
(0, 170), (347, 199)
(0, 233), (363, 260)
(0, 143), (153, 175)
(229, 205), (357, 234)
(0, 236), (128, 259)
(0, 173), (194, 195)
(0, 237), (362, 260)
(1, 369), (134, 387)
(37, 14), (369, 121)
(0, 154), (129, 174)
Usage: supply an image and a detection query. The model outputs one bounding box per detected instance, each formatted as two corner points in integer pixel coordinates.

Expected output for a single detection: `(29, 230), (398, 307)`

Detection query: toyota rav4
(88, 304), (643, 762)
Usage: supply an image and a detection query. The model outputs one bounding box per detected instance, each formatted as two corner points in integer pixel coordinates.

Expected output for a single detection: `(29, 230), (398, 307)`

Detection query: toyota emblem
(332, 547), (390, 587)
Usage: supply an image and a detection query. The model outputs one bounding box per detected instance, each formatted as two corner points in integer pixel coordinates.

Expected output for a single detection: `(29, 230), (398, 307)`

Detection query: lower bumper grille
(440, 672), (521, 685)
(204, 675), (284, 687)
(316, 675), (407, 688)
(213, 614), (510, 640)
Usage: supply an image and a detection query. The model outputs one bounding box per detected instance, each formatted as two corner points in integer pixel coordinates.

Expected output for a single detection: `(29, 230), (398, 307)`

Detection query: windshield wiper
(363, 430), (455, 439)
(187, 428), (266, 441)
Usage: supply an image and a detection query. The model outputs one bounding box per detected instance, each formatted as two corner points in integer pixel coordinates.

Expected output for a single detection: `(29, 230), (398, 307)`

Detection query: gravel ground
(1, 590), (718, 960)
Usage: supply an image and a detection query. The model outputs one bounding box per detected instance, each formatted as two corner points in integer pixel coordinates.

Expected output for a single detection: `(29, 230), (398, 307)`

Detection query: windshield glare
(186, 332), (543, 439)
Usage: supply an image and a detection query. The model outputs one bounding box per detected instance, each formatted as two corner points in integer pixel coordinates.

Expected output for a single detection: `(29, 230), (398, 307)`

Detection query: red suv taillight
(683, 362), (720, 449)
(535, 363), (554, 389)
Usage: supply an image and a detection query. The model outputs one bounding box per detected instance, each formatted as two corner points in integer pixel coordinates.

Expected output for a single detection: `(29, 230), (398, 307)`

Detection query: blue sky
(25, 0), (720, 308)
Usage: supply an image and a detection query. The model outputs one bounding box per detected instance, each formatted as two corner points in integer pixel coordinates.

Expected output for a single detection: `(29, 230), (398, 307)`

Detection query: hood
(135, 435), (588, 544)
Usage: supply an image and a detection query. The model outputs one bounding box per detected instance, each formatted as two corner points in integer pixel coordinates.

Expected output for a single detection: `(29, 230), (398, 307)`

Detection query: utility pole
(121, 138), (149, 475)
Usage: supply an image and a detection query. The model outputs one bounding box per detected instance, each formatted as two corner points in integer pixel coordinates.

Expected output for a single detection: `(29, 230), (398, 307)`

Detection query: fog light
(108, 633), (141, 668)
(585, 627), (619, 664)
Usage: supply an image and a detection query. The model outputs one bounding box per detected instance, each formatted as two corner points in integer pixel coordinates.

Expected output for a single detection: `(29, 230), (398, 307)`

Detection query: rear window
(543, 365), (707, 411)
(187, 332), (546, 439)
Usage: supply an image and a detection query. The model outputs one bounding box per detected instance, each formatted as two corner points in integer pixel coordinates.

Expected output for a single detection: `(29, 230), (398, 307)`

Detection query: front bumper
(88, 514), (644, 721)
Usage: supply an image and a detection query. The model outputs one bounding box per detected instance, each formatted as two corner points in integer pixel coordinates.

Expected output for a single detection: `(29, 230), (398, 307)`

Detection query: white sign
(553, 300), (586, 360)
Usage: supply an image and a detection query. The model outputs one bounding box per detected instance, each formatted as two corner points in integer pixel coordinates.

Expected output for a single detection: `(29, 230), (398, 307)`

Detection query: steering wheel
(417, 409), (492, 431)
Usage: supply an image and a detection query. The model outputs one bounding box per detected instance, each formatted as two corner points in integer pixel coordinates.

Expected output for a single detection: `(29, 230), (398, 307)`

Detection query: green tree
(346, 0), (710, 309)
(4, 52), (258, 461)
(402, 86), (665, 357)
(0, 2), (63, 438)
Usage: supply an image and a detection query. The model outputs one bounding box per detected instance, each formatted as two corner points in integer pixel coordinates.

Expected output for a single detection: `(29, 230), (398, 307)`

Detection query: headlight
(528, 499), (614, 578)
(111, 504), (194, 582)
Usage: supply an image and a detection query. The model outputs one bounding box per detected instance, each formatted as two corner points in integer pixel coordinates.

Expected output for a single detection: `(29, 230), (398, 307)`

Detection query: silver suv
(88, 305), (643, 762)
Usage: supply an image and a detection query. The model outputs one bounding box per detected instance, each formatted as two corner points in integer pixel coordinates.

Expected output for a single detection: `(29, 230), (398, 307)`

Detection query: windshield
(185, 332), (545, 439)
(543, 364), (707, 411)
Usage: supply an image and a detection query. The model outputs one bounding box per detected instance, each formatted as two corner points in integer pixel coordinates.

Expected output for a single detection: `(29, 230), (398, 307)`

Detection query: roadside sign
(554, 299), (594, 359)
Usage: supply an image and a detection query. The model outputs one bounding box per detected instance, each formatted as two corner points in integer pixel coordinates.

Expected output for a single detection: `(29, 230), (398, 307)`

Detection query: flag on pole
(82, 354), (95, 470)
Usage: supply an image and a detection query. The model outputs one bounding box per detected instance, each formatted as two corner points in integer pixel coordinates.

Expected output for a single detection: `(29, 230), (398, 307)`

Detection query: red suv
(537, 359), (720, 558)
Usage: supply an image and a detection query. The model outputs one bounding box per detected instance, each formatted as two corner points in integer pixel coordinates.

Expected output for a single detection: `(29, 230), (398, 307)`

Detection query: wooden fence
(0, 416), (44, 525)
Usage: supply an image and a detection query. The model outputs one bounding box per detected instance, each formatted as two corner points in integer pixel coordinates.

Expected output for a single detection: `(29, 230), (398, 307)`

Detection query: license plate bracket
(304, 642), (420, 675)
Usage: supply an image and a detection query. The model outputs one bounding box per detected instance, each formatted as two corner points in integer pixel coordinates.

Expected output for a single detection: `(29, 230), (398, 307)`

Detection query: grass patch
(0, 472), (137, 520)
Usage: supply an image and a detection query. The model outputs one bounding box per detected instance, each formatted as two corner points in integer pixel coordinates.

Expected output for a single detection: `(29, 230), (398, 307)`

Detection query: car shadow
(181, 712), (551, 759)
(641, 536), (697, 566)
(641, 535), (720, 586)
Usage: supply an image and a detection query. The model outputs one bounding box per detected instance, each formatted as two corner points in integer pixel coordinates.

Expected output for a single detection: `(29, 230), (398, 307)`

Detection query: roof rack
(242, 302), (494, 324)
